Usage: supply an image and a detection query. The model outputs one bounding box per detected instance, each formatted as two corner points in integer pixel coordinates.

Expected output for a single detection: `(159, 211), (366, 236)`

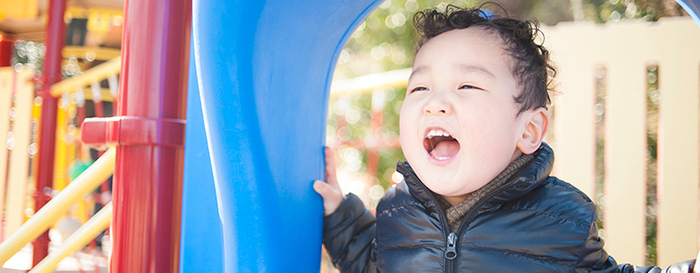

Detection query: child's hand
(694, 250), (699, 273)
(313, 146), (344, 216)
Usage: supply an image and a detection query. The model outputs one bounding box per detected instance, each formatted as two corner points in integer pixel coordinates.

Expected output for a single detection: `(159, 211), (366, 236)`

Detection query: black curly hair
(413, 3), (555, 114)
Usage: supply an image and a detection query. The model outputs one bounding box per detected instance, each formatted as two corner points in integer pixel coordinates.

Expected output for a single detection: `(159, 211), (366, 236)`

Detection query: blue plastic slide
(181, 33), (224, 272)
(677, 0), (700, 27)
(183, 1), (382, 272)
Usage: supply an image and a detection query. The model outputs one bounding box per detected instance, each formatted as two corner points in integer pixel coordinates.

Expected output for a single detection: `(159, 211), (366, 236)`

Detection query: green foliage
(645, 65), (660, 266)
(583, 0), (685, 23)
(11, 40), (45, 74)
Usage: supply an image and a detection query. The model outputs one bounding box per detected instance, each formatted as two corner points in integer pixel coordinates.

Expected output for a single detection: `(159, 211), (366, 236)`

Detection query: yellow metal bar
(50, 56), (121, 97)
(29, 202), (112, 273)
(0, 148), (116, 266)
(53, 93), (71, 192)
(82, 88), (115, 102)
(4, 67), (36, 239)
(66, 6), (124, 17)
(0, 68), (14, 233)
(60, 60), (90, 73)
(0, 0), (38, 20)
(62, 46), (121, 61)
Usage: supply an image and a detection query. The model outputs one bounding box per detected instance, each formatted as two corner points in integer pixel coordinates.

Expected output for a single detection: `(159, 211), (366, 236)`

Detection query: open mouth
(423, 128), (460, 161)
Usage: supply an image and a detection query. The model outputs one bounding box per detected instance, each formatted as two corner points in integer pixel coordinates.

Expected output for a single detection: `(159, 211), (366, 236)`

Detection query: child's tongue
(430, 139), (460, 159)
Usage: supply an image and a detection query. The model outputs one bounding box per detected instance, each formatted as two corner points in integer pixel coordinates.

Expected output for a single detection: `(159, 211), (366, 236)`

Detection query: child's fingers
(317, 146), (344, 215)
(324, 146), (340, 188)
(324, 146), (336, 170)
(313, 180), (343, 215)
(313, 180), (330, 196)
(313, 180), (341, 201)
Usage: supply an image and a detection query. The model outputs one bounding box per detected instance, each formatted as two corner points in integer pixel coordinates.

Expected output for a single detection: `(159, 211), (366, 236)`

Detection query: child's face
(399, 27), (528, 203)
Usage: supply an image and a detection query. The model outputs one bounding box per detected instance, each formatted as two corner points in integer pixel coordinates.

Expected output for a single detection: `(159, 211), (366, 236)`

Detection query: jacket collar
(396, 142), (555, 207)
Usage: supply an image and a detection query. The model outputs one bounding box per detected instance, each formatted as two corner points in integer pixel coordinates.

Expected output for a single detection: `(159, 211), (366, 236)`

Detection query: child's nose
(423, 99), (452, 115)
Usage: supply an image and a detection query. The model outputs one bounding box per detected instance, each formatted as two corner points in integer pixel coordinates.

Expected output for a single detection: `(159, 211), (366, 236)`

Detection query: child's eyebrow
(408, 64), (496, 81)
(458, 64), (495, 78)
(409, 65), (430, 80)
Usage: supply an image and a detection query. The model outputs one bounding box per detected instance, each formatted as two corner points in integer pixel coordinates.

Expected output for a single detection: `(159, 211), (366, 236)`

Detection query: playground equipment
(0, 66), (34, 243)
(1, 0), (700, 272)
(0, 148), (114, 266)
(679, 0), (700, 26)
(188, 0), (383, 271)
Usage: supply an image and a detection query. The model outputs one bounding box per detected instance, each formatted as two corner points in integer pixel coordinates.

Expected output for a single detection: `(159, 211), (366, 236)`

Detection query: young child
(313, 4), (697, 273)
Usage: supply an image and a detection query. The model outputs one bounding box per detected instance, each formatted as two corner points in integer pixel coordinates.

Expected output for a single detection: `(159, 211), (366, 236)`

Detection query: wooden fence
(545, 17), (699, 267)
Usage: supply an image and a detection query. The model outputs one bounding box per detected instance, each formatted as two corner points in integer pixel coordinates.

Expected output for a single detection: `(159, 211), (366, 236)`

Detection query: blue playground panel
(181, 0), (700, 272)
(678, 0), (700, 27)
(183, 0), (382, 272)
(181, 33), (223, 272)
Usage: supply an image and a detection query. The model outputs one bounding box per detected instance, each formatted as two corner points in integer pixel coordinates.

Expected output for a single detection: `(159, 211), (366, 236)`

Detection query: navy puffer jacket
(323, 143), (694, 272)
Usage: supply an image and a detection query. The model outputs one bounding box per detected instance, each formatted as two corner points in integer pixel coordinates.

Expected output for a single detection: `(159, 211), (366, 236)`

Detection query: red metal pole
(80, 0), (191, 271)
(32, 0), (67, 266)
(0, 34), (14, 67)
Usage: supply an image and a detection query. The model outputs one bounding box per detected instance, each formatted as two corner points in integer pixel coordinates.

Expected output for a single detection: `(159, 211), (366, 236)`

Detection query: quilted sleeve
(323, 193), (377, 273)
(573, 221), (618, 272)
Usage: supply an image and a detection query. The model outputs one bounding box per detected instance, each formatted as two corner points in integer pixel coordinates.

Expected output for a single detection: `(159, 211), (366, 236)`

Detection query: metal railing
(0, 148), (115, 267)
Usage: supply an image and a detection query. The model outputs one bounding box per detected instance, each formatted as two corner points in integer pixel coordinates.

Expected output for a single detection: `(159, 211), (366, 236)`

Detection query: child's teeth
(426, 129), (450, 139)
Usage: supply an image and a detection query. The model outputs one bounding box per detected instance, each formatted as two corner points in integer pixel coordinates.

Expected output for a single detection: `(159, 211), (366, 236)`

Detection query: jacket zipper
(445, 232), (458, 260)
(447, 179), (527, 272)
(399, 166), (457, 272)
(402, 163), (526, 273)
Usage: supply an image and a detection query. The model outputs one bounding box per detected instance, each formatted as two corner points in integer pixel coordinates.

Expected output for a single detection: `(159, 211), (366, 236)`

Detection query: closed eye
(410, 86), (428, 93)
(459, 84), (482, 90)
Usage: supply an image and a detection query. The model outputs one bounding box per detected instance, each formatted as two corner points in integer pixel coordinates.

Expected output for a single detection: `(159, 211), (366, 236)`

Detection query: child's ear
(516, 108), (549, 155)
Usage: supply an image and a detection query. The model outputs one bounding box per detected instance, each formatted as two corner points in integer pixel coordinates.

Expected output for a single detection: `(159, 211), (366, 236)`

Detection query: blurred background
(0, 0), (694, 271)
